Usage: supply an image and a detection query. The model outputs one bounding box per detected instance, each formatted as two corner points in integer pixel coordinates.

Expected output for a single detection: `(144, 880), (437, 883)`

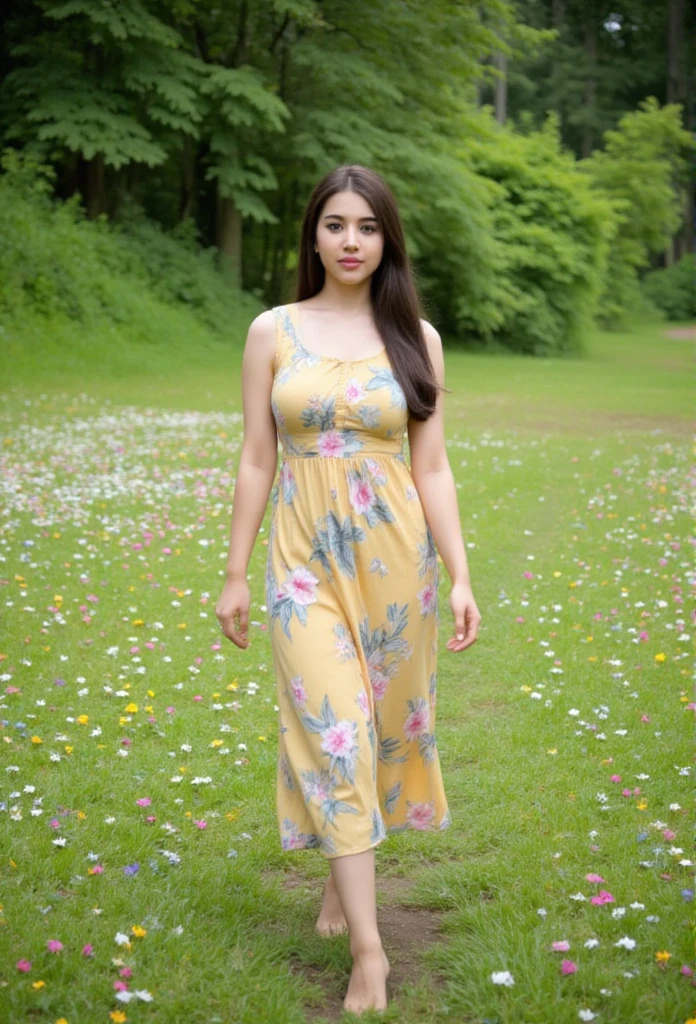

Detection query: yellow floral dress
(265, 302), (451, 859)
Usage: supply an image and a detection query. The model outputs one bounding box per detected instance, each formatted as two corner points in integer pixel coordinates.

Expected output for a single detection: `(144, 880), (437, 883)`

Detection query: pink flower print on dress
(279, 461), (296, 502)
(406, 800), (436, 830)
(321, 720), (358, 760)
(349, 475), (376, 516)
(356, 689), (371, 719)
(364, 458), (388, 485)
(345, 378), (365, 404)
(282, 566), (320, 605)
(368, 654), (391, 701)
(289, 676), (308, 707)
(316, 430), (347, 457)
(403, 696), (430, 740)
(417, 580), (437, 616)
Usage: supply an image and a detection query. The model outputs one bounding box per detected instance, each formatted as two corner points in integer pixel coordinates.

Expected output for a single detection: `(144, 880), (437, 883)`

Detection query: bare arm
(224, 308), (279, 582)
(407, 321), (470, 588)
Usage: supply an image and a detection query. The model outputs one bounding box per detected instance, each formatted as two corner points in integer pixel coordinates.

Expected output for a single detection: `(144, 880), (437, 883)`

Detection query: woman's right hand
(215, 577), (251, 649)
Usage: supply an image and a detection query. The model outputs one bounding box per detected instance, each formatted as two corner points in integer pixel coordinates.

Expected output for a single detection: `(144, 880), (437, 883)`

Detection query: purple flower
(123, 862), (140, 876)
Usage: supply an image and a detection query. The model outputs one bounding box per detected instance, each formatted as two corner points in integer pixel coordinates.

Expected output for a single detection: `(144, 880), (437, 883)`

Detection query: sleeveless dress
(265, 302), (451, 859)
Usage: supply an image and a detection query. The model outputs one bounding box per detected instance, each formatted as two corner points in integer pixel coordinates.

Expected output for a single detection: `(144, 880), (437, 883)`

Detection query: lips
(339, 259), (362, 266)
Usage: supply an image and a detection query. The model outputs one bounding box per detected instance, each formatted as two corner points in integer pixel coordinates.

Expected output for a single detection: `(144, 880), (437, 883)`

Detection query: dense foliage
(0, 1), (693, 352)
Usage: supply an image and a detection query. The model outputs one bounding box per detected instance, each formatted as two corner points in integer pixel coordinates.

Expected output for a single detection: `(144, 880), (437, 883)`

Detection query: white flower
(52, 837), (67, 847)
(614, 935), (636, 950)
(578, 1011), (598, 1021)
(491, 970), (514, 987)
(114, 931), (131, 946)
(584, 938), (600, 949)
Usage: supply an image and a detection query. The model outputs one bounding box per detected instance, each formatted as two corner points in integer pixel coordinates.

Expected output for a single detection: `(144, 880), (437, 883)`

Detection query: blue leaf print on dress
(300, 768), (362, 828)
(309, 510), (366, 580)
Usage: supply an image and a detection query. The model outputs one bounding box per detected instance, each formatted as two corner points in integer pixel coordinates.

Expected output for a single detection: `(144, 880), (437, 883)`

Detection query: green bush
(0, 148), (255, 334)
(641, 255), (696, 321)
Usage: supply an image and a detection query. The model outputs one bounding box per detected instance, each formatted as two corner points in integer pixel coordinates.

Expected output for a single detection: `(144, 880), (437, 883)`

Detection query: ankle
(349, 935), (384, 958)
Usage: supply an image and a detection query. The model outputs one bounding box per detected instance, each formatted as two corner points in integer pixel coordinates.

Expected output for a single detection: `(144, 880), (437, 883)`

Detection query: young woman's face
(314, 190), (384, 284)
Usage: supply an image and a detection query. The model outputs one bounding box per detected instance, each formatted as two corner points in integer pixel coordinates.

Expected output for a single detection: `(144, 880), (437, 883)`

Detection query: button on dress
(265, 302), (451, 858)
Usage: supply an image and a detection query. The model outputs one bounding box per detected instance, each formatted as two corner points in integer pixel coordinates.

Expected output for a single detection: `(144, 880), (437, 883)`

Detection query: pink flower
(16, 959), (32, 972)
(610, 774), (622, 783)
(321, 720), (357, 758)
(119, 967), (133, 978)
(348, 476), (376, 515)
(114, 980), (129, 992)
(82, 944), (94, 957)
(282, 567), (320, 606)
(551, 940), (571, 952)
(90, 864), (104, 874)
(194, 819), (207, 829)
(663, 829), (676, 841)
(561, 959), (577, 974)
(290, 676), (308, 706)
(194, 694), (203, 702)
(47, 940), (63, 953)
(585, 873), (605, 884)
(136, 797), (151, 807)
(406, 801), (435, 830)
(404, 701), (430, 740)
(417, 581), (437, 616)
(590, 890), (615, 905)
(316, 429), (347, 458)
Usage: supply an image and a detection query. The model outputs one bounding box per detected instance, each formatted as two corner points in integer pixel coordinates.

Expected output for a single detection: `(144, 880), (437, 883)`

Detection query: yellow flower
(31, 980), (46, 989)
(210, 739), (223, 748)
(655, 950), (671, 961)
(76, 715), (88, 725)
(177, 623), (187, 629)
(145, 705), (154, 713)
(131, 924), (147, 938)
(547, 748), (557, 755)
(520, 684), (532, 692)
(654, 652), (666, 662)
(125, 703), (138, 714)
(147, 690), (155, 697)
(227, 681), (239, 691)
(258, 736), (267, 742)
(56, 1019), (70, 1024)
(31, 736), (43, 745)
(636, 799), (648, 810)
(132, 619), (144, 626)
(109, 1012), (128, 1023)
(64, 746), (73, 755)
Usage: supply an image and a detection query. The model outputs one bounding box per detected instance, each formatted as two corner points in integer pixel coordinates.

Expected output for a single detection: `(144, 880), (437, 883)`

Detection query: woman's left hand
(446, 581), (481, 653)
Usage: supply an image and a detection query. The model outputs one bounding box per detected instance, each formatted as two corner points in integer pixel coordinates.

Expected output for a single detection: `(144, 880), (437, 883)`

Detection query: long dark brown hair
(290, 164), (448, 421)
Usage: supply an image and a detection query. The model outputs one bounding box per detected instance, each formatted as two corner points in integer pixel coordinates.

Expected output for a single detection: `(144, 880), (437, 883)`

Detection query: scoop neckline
(289, 302), (388, 364)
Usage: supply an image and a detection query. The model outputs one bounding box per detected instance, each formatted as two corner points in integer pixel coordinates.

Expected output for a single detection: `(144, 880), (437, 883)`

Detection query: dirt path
(262, 867), (451, 1021)
(664, 326), (696, 340)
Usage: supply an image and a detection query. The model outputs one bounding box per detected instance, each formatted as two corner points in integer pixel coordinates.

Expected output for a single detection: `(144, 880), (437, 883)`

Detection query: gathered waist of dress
(281, 450), (406, 461)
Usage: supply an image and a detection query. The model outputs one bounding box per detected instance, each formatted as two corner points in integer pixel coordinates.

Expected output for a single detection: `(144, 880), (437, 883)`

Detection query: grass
(0, 311), (693, 1023)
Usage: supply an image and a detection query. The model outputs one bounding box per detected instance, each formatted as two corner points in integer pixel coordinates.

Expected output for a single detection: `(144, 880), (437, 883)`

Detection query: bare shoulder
(244, 308), (277, 369)
(419, 317), (442, 349)
(247, 308), (277, 342)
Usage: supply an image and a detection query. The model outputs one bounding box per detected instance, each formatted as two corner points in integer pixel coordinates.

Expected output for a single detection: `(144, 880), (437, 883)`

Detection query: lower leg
(315, 869), (348, 936)
(329, 848), (390, 1013)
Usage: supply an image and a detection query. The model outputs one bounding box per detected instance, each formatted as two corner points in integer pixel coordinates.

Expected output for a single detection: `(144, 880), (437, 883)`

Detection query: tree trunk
(216, 189), (242, 281)
(179, 136), (197, 223)
(83, 153), (106, 219)
(667, 0), (685, 105)
(582, 8), (597, 159)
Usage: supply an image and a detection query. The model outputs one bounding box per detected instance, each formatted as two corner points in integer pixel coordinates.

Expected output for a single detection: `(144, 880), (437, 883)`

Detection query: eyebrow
(322, 214), (378, 221)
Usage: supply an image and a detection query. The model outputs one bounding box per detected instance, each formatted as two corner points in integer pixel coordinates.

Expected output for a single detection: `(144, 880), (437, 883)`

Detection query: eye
(325, 223), (377, 232)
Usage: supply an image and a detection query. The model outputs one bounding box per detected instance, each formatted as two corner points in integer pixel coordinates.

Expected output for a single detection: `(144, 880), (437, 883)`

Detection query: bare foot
(343, 946), (390, 1015)
(315, 872), (348, 937)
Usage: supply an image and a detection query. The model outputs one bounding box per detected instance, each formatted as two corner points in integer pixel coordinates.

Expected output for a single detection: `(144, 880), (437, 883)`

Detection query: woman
(216, 164), (481, 1014)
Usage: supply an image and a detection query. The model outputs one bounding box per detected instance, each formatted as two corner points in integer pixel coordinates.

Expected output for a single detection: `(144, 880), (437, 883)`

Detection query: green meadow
(1, 317), (693, 1024)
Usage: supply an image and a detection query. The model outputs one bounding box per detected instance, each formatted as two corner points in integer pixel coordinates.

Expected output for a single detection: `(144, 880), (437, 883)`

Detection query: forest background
(0, 0), (694, 367)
